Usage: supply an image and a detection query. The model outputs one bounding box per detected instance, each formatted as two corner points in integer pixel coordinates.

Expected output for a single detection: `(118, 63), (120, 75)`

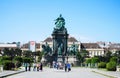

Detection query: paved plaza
(5, 67), (120, 78)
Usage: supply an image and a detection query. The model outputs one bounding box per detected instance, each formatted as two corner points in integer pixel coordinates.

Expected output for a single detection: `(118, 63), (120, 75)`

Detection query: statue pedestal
(51, 14), (69, 63)
(57, 56), (63, 62)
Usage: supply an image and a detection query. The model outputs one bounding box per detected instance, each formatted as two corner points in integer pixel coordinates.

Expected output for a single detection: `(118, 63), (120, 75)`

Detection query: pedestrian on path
(65, 63), (67, 72)
(28, 63), (31, 71)
(39, 63), (43, 71)
(36, 63), (39, 71)
(24, 63), (28, 71)
(67, 63), (71, 72)
(33, 63), (36, 71)
(56, 62), (59, 69)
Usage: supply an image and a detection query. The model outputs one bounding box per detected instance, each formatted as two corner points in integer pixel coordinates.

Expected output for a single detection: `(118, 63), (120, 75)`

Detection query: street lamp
(117, 52), (119, 66)
(0, 50), (4, 72)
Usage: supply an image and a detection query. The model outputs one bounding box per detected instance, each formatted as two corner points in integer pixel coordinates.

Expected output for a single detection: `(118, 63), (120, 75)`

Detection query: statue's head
(58, 14), (65, 22)
(60, 14), (62, 17)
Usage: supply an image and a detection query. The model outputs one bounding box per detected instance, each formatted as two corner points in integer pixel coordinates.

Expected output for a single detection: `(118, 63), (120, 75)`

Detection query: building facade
(0, 42), (20, 56)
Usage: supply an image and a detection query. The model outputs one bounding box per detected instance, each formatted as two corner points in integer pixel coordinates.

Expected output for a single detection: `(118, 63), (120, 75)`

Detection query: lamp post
(117, 52), (119, 66)
(0, 50), (4, 72)
(67, 54), (68, 63)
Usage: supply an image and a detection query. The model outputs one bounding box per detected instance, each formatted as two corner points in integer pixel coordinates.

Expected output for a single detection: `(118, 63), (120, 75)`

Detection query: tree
(95, 56), (106, 62)
(91, 57), (100, 68)
(23, 57), (33, 63)
(3, 48), (15, 61)
(13, 56), (23, 68)
(76, 50), (89, 66)
(80, 50), (89, 58)
(112, 51), (120, 65)
(15, 48), (22, 56)
(85, 58), (91, 64)
(106, 62), (117, 71)
(76, 52), (83, 63)
(104, 51), (112, 62)
(110, 57), (117, 63)
(37, 51), (44, 62)
(10, 48), (15, 60)
(91, 57), (100, 64)
(3, 48), (10, 56)
(22, 50), (32, 58)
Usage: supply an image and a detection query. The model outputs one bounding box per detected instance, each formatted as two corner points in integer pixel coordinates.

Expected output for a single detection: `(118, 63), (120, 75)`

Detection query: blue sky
(0, 0), (120, 43)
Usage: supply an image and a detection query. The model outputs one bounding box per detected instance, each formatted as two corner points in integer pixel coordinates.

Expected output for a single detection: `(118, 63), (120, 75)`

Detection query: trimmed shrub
(106, 62), (117, 71)
(85, 58), (91, 64)
(14, 56), (23, 62)
(13, 56), (23, 68)
(3, 60), (15, 70)
(98, 62), (106, 68)
(91, 57), (100, 64)
(15, 61), (22, 68)
(110, 57), (117, 63)
(23, 57), (33, 63)
(2, 56), (11, 61)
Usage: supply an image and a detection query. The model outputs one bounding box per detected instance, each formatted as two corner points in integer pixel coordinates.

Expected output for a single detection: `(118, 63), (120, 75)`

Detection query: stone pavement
(0, 67), (120, 78)
(0, 67), (25, 78)
(91, 68), (120, 78)
(5, 67), (120, 78)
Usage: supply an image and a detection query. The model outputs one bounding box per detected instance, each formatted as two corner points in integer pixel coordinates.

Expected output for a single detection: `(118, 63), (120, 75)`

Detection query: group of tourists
(33, 62), (43, 71)
(53, 61), (63, 69)
(53, 61), (71, 72)
(24, 62), (71, 72)
(24, 62), (43, 72)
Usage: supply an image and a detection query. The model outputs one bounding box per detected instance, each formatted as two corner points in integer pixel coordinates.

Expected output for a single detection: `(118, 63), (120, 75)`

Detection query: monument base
(57, 56), (77, 65)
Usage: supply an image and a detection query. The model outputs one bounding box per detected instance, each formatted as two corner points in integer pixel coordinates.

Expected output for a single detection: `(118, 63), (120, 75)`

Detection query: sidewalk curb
(92, 70), (117, 78)
(0, 70), (25, 78)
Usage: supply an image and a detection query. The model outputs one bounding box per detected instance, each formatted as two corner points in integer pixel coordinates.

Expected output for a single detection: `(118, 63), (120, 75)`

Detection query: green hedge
(23, 57), (33, 63)
(98, 62), (106, 68)
(106, 62), (117, 71)
(1, 56), (11, 61)
(3, 60), (15, 70)
(110, 57), (117, 63)
(91, 57), (100, 64)
(14, 56), (23, 62)
(13, 56), (23, 68)
(85, 58), (91, 64)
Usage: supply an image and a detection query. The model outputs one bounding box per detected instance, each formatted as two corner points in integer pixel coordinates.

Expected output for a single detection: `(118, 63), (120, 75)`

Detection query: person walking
(28, 63), (31, 71)
(24, 63), (28, 71)
(67, 63), (71, 72)
(40, 63), (43, 71)
(33, 63), (36, 71)
(64, 63), (67, 72)
(36, 63), (39, 71)
(56, 62), (59, 70)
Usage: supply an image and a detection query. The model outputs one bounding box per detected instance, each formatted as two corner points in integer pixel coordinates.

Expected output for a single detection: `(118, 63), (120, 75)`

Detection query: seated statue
(42, 42), (52, 56)
(58, 43), (63, 55)
(54, 14), (65, 31)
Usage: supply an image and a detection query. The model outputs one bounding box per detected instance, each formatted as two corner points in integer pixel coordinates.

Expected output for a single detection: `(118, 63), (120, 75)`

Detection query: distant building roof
(36, 43), (40, 49)
(68, 37), (78, 42)
(108, 43), (120, 50)
(43, 36), (78, 42)
(0, 44), (17, 47)
(44, 37), (52, 42)
(81, 43), (102, 49)
(21, 43), (29, 48)
(0, 44), (17, 50)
